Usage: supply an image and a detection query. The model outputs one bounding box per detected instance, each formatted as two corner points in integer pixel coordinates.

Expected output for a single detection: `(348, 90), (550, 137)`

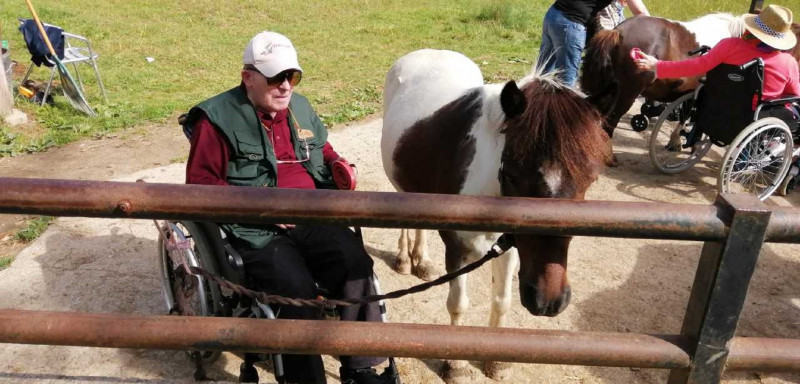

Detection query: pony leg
(446, 274), (470, 326)
(442, 268), (472, 384)
(411, 229), (438, 281)
(604, 93), (638, 167)
(440, 230), (476, 384)
(488, 251), (519, 328)
(394, 229), (412, 275)
(484, 250), (520, 381)
(443, 272), (473, 383)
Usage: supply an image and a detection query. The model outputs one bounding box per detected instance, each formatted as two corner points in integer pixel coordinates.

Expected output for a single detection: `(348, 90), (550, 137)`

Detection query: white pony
(381, 49), (610, 381)
(679, 13), (746, 49)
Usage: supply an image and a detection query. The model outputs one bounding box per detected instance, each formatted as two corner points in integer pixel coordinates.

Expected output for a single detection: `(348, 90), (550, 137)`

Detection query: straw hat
(743, 5), (796, 50)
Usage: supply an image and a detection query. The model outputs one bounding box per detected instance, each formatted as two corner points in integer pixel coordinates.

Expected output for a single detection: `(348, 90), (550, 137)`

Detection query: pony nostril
(549, 286), (572, 317)
(520, 283), (572, 317)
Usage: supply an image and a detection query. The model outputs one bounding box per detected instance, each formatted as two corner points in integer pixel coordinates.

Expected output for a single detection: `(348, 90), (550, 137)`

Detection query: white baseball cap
(243, 31), (302, 77)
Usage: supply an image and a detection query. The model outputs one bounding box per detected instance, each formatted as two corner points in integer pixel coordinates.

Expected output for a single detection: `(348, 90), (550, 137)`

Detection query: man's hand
(276, 224), (296, 230)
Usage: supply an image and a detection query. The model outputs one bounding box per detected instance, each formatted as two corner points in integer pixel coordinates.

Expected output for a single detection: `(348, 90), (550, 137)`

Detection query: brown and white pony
(381, 49), (609, 381)
(582, 13), (746, 137)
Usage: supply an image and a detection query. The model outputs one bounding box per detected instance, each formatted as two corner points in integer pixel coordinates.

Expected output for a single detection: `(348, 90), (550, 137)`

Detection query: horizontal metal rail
(0, 310), (796, 372)
(1, 178), (798, 242)
(0, 310), (692, 369)
(728, 337), (800, 372)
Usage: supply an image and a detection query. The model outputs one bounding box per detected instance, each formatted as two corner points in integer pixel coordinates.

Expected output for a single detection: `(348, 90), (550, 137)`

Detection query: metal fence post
(749, 0), (764, 13)
(667, 194), (771, 384)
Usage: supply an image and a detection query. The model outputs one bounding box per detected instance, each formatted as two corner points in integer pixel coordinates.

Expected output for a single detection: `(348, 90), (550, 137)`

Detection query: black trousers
(237, 225), (386, 384)
(760, 104), (800, 138)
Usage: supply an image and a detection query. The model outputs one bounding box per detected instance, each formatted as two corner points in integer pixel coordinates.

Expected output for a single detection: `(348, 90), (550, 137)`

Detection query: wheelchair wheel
(630, 114), (649, 132)
(649, 93), (712, 174)
(718, 118), (794, 200)
(157, 221), (223, 364)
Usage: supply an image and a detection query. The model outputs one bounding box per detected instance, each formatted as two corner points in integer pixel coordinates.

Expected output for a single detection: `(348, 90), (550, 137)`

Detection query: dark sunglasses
(249, 69), (302, 87)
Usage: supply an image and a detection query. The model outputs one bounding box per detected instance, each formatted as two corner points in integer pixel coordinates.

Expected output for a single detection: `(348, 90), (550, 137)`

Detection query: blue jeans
(537, 6), (587, 87)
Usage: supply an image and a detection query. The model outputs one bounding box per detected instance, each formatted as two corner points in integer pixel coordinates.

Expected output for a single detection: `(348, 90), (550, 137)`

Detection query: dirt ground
(0, 106), (799, 384)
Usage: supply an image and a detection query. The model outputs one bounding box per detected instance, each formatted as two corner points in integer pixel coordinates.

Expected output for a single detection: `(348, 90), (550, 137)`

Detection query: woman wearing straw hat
(634, 4), (799, 104)
(635, 4), (800, 193)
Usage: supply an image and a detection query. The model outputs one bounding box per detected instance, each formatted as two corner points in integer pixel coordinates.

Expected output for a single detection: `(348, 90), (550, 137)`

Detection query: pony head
(497, 74), (610, 316)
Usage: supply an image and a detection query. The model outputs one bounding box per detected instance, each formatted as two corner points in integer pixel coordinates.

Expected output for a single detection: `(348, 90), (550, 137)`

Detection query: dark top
(554, 0), (614, 24)
(19, 19), (65, 67)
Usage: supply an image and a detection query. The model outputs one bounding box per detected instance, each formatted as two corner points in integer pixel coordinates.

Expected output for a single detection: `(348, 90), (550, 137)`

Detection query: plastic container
(2, 44), (12, 96)
(630, 47), (646, 60)
(1, 47), (10, 75)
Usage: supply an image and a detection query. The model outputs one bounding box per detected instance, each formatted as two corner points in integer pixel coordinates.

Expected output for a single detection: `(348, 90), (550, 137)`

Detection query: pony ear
(500, 81), (526, 118)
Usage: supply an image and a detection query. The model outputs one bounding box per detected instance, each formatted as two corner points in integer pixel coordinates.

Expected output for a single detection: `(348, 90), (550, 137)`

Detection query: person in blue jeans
(538, 0), (647, 86)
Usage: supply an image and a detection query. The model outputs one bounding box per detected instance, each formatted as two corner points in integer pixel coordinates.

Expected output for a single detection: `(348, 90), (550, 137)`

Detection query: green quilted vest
(185, 86), (334, 249)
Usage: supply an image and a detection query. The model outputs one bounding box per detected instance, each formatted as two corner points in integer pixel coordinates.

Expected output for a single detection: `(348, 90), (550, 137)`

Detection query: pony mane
(500, 74), (610, 186)
(728, 14), (746, 37)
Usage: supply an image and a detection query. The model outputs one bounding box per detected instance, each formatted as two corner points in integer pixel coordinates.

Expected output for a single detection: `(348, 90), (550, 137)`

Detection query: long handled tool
(23, 0), (96, 116)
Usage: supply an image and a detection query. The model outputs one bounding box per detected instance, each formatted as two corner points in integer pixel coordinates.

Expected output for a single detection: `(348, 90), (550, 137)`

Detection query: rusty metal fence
(0, 177), (799, 383)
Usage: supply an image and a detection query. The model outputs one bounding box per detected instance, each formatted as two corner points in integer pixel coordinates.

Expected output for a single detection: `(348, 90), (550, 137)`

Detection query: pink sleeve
(656, 39), (733, 79)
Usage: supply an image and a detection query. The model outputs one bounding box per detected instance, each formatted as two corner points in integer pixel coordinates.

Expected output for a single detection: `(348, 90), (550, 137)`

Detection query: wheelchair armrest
(760, 95), (800, 107)
(223, 243), (247, 283)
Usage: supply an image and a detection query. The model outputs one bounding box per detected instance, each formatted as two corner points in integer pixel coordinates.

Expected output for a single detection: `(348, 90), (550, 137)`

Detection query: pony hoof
(484, 361), (514, 381)
(441, 360), (475, 384)
(607, 154), (620, 167)
(412, 260), (439, 281)
(394, 256), (412, 275)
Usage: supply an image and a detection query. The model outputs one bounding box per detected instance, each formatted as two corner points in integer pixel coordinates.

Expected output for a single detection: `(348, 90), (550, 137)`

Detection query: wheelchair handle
(687, 45), (711, 56)
(739, 58), (762, 71)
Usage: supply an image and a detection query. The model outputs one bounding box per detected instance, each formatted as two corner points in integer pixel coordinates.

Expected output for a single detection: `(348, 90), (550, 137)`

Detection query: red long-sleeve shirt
(656, 37), (800, 100)
(186, 110), (339, 189)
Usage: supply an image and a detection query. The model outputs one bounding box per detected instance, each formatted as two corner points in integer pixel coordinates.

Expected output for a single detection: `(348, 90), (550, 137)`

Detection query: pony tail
(580, 30), (620, 114)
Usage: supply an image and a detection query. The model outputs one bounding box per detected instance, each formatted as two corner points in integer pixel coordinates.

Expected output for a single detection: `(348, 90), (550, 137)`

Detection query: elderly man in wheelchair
(157, 31), (400, 384)
(635, 4), (800, 200)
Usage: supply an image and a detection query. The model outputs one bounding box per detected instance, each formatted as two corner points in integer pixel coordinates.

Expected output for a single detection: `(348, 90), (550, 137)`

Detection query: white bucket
(1, 47), (11, 96)
(1, 48), (9, 74)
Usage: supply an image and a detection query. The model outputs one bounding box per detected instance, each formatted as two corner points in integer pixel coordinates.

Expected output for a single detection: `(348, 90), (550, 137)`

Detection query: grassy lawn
(0, 215), (54, 270)
(0, 0), (778, 155)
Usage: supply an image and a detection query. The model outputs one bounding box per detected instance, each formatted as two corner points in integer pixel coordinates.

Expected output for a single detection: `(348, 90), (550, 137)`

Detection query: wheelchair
(160, 113), (399, 383)
(648, 57), (800, 200)
(157, 220), (401, 383)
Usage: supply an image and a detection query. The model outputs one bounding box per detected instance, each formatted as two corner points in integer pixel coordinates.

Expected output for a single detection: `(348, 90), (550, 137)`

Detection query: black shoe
(380, 363), (402, 384)
(340, 367), (386, 384)
(779, 165), (799, 196)
(239, 361), (259, 383)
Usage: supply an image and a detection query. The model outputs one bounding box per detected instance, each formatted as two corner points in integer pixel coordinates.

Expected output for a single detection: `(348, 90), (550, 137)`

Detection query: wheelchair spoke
(722, 121), (794, 199)
(650, 93), (710, 174)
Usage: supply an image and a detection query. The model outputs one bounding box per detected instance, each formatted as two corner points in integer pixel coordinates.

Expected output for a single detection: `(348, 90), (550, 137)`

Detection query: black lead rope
(185, 234), (517, 310)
